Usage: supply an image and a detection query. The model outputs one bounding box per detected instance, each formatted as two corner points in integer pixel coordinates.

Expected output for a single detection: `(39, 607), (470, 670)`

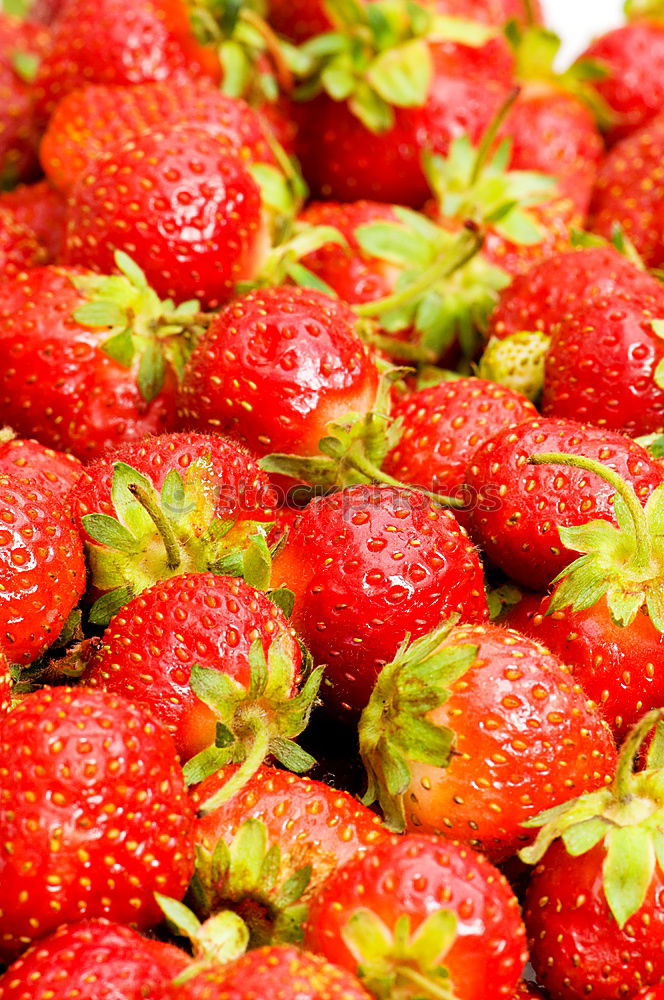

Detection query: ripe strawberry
(0, 180), (66, 261)
(636, 991), (664, 1000)
(466, 417), (664, 590)
(0, 258), (208, 459)
(266, 0), (338, 41)
(382, 377), (537, 501)
(271, 485), (488, 717)
(69, 431), (276, 623)
(177, 287), (380, 459)
(0, 14), (49, 187)
(521, 710), (664, 999)
(0, 429), (83, 500)
(0, 685), (195, 960)
(305, 834), (527, 1000)
(434, 0), (542, 22)
(0, 920), (190, 999)
(360, 621), (616, 861)
(0, 650), (10, 717)
(63, 125), (269, 309)
(40, 78), (277, 196)
(171, 946), (373, 1000)
(82, 572), (306, 766)
(0, 206), (45, 276)
(0, 472), (85, 665)
(590, 111), (664, 269)
(33, 0), (219, 123)
(513, 984), (544, 999)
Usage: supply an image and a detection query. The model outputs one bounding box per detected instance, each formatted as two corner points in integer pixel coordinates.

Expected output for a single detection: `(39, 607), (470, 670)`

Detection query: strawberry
(177, 287), (380, 459)
(0, 920), (190, 999)
(0, 14), (49, 188)
(0, 649), (10, 717)
(271, 484), (488, 717)
(0, 472), (85, 666)
(266, 0), (338, 42)
(636, 991), (664, 1000)
(40, 78), (278, 196)
(590, 111), (664, 269)
(191, 765), (388, 942)
(0, 685), (195, 960)
(62, 125), (270, 309)
(69, 431), (277, 623)
(304, 833), (527, 1000)
(82, 573), (319, 790)
(382, 377), (537, 502)
(171, 945), (373, 1000)
(0, 206), (45, 275)
(433, 0), (542, 22)
(521, 710), (664, 999)
(465, 417), (664, 590)
(294, 3), (515, 206)
(0, 179), (66, 262)
(33, 0), (219, 123)
(513, 985), (544, 999)
(0, 257), (207, 459)
(0, 428), (83, 500)
(359, 621), (616, 861)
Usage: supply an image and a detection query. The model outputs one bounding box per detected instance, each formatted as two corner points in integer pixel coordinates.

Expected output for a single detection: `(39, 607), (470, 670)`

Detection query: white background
(542, 0), (624, 63)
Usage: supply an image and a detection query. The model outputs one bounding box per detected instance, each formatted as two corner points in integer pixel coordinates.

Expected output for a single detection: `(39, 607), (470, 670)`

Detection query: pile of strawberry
(5, 0), (664, 997)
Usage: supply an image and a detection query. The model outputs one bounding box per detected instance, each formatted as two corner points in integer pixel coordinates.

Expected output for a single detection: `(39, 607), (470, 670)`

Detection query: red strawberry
(0, 649), (10, 717)
(63, 125), (269, 309)
(0, 920), (190, 999)
(177, 287), (380, 459)
(0, 429), (83, 500)
(40, 78), (277, 196)
(636, 991), (664, 1000)
(434, 0), (542, 22)
(82, 573), (303, 763)
(359, 621), (616, 861)
(513, 984), (544, 999)
(69, 431), (276, 623)
(33, 0), (219, 123)
(266, 0), (338, 41)
(0, 15), (49, 187)
(0, 180), (66, 261)
(383, 377), (537, 502)
(0, 685), (195, 960)
(0, 472), (85, 665)
(0, 206), (45, 275)
(171, 946), (373, 1000)
(305, 834), (527, 1000)
(271, 484), (488, 717)
(521, 711), (664, 999)
(465, 417), (664, 589)
(590, 111), (664, 269)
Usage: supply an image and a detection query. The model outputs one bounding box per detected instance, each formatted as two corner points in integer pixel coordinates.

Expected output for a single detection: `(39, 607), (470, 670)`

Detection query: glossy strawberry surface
(0, 180), (67, 261)
(0, 434), (83, 500)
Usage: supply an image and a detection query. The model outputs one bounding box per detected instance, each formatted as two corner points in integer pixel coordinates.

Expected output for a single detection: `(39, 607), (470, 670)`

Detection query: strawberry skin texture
(513, 984), (545, 999)
(541, 289), (664, 436)
(0, 15), (50, 187)
(401, 623), (616, 862)
(173, 946), (373, 1000)
(33, 0), (219, 123)
(383, 377), (537, 498)
(635, 990), (664, 999)
(63, 126), (268, 309)
(0, 650), (10, 717)
(305, 834), (527, 1000)
(0, 180), (67, 262)
(0, 436), (83, 501)
(505, 591), (664, 742)
(582, 19), (664, 145)
(194, 765), (388, 900)
(296, 38), (515, 206)
(0, 207), (45, 276)
(41, 78), (276, 196)
(177, 288), (380, 458)
(0, 686), (195, 961)
(271, 485), (488, 716)
(525, 839), (664, 999)
(84, 573), (300, 760)
(0, 473), (85, 665)
(0, 268), (178, 459)
(466, 417), (664, 590)
(0, 920), (190, 1000)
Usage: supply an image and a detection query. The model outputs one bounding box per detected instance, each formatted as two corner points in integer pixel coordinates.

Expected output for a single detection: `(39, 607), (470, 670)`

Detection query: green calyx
(189, 818), (311, 947)
(259, 369), (463, 509)
(237, 220), (347, 296)
(625, 0), (664, 21)
(520, 709), (664, 929)
(156, 895), (249, 985)
(342, 907), (460, 1000)
(183, 638), (324, 808)
(528, 452), (664, 633)
(70, 251), (206, 404)
(353, 213), (496, 362)
(358, 623), (478, 831)
(478, 330), (550, 402)
(295, 0), (495, 133)
(83, 459), (274, 625)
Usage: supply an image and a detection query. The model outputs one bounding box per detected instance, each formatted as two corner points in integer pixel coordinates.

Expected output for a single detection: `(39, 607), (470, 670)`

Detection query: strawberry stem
(348, 452), (464, 509)
(197, 706), (271, 815)
(398, 966), (456, 1000)
(241, 7), (294, 92)
(528, 452), (654, 574)
(127, 483), (182, 571)
(470, 86), (521, 187)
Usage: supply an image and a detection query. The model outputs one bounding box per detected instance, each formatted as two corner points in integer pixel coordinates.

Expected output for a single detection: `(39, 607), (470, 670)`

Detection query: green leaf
(603, 826), (656, 928)
(88, 586), (134, 626)
(81, 513), (138, 552)
(215, 722), (236, 749)
(355, 221), (433, 268)
(285, 262), (337, 296)
(349, 81), (394, 134)
(100, 328), (135, 368)
(366, 39), (432, 108)
(342, 908), (393, 965)
(155, 894), (201, 939)
(561, 817), (608, 857)
(242, 534), (272, 591)
(74, 301), (127, 328)
(11, 49), (39, 83)
(189, 663), (244, 712)
(269, 736), (316, 773)
(276, 865), (312, 909)
(268, 588), (295, 618)
(114, 250), (148, 288)
(110, 462), (154, 538)
(409, 909), (457, 966)
(137, 339), (165, 403)
(161, 469), (187, 519)
(183, 745), (233, 786)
